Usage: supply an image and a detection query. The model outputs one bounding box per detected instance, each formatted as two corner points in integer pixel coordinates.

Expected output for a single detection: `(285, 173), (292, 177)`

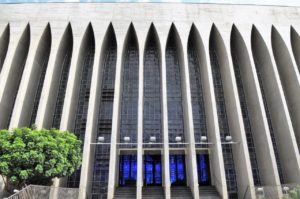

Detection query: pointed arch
(0, 24), (10, 73)
(118, 23), (139, 148)
(251, 25), (300, 184)
(24, 23), (52, 126)
(0, 24), (30, 129)
(209, 24), (238, 198)
(50, 23), (73, 129)
(165, 23), (185, 147)
(143, 23), (162, 146)
(271, 26), (300, 151)
(90, 22), (117, 198)
(230, 24), (263, 186)
(67, 22), (96, 188)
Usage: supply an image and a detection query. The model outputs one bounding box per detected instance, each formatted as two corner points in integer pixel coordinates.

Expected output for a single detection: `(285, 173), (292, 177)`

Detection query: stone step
(143, 186), (165, 198)
(171, 186), (193, 199)
(199, 186), (221, 199)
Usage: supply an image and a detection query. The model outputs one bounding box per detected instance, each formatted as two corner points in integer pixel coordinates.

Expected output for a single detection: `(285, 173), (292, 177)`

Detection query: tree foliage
(0, 127), (82, 193)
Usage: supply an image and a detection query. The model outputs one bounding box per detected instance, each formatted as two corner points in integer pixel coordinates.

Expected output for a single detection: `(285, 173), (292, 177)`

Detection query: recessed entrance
(119, 154), (137, 186)
(197, 154), (211, 186)
(169, 154), (186, 186)
(144, 154), (162, 186)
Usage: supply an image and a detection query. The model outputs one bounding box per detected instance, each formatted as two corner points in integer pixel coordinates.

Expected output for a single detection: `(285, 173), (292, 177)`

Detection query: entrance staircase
(199, 186), (221, 199)
(171, 186), (193, 199)
(114, 187), (136, 199)
(142, 186), (164, 199)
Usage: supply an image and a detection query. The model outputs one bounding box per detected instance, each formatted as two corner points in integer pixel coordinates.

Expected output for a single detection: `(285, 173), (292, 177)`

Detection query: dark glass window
(254, 59), (285, 183)
(210, 51), (238, 198)
(166, 31), (184, 147)
(143, 31), (161, 148)
(119, 30), (139, 147)
(231, 54), (261, 185)
(91, 34), (116, 199)
(67, 34), (95, 188)
(187, 37), (207, 148)
(52, 50), (72, 128)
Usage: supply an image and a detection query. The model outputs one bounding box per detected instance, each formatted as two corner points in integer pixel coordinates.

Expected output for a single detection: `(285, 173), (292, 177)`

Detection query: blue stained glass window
(197, 154), (210, 185)
(144, 155), (162, 185)
(119, 155), (137, 186)
(169, 154), (186, 186)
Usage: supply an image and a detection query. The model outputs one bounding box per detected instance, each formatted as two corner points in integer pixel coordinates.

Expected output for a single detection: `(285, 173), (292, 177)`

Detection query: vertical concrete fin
(251, 25), (300, 184)
(0, 23), (30, 129)
(193, 22), (228, 199)
(64, 23), (95, 131)
(79, 23), (117, 199)
(153, 21), (171, 199)
(271, 26), (300, 151)
(36, 23), (73, 129)
(209, 24), (255, 199)
(0, 24), (10, 73)
(10, 23), (52, 128)
(230, 25), (281, 196)
(58, 22), (96, 188)
(290, 26), (300, 72)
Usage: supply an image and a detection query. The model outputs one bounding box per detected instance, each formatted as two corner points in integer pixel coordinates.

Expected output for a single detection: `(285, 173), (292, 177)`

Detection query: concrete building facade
(0, 2), (300, 199)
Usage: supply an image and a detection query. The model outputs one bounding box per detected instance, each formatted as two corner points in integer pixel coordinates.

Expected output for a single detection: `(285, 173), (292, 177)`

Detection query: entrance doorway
(169, 154), (186, 186)
(196, 154), (210, 186)
(144, 155), (162, 186)
(119, 154), (137, 186)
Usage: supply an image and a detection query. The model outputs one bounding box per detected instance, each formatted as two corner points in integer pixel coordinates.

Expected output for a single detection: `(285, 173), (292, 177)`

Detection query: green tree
(0, 127), (82, 193)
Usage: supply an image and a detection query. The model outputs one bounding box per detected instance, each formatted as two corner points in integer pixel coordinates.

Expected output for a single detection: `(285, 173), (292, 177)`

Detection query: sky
(0, 0), (299, 6)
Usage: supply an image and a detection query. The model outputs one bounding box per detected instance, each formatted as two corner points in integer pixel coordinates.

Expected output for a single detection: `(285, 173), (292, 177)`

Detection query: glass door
(144, 155), (162, 186)
(119, 154), (137, 186)
(169, 154), (186, 186)
(197, 154), (211, 186)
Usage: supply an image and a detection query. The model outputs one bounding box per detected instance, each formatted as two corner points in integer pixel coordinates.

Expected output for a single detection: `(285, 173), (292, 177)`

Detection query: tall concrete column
(271, 25), (300, 151)
(210, 24), (255, 199)
(155, 21), (171, 199)
(53, 22), (90, 188)
(134, 21), (151, 199)
(107, 21), (128, 199)
(78, 21), (109, 199)
(195, 23), (228, 199)
(0, 24), (9, 73)
(0, 21), (29, 199)
(232, 24), (281, 197)
(35, 22), (73, 129)
(252, 24), (300, 183)
(9, 23), (50, 128)
(176, 22), (200, 199)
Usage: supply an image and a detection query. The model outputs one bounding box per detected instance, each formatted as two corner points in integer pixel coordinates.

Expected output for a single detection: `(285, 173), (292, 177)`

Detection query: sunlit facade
(0, 2), (300, 199)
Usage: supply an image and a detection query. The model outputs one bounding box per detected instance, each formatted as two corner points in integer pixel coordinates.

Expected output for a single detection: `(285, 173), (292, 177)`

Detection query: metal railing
(6, 185), (80, 199)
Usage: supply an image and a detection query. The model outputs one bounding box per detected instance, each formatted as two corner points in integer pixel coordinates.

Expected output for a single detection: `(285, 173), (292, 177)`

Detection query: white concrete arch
(0, 24), (9, 73)
(271, 26), (300, 152)
(0, 23), (30, 130)
(230, 24), (281, 196)
(251, 25), (300, 184)
(142, 23), (163, 196)
(9, 23), (51, 128)
(209, 24), (254, 199)
(35, 23), (73, 129)
(188, 23), (227, 199)
(78, 22), (117, 199)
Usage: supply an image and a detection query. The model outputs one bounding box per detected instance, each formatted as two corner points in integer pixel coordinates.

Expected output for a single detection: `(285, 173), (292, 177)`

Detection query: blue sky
(0, 0), (299, 6)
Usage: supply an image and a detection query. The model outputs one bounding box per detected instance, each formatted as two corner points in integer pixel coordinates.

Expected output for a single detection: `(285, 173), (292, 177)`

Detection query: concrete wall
(0, 3), (300, 199)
